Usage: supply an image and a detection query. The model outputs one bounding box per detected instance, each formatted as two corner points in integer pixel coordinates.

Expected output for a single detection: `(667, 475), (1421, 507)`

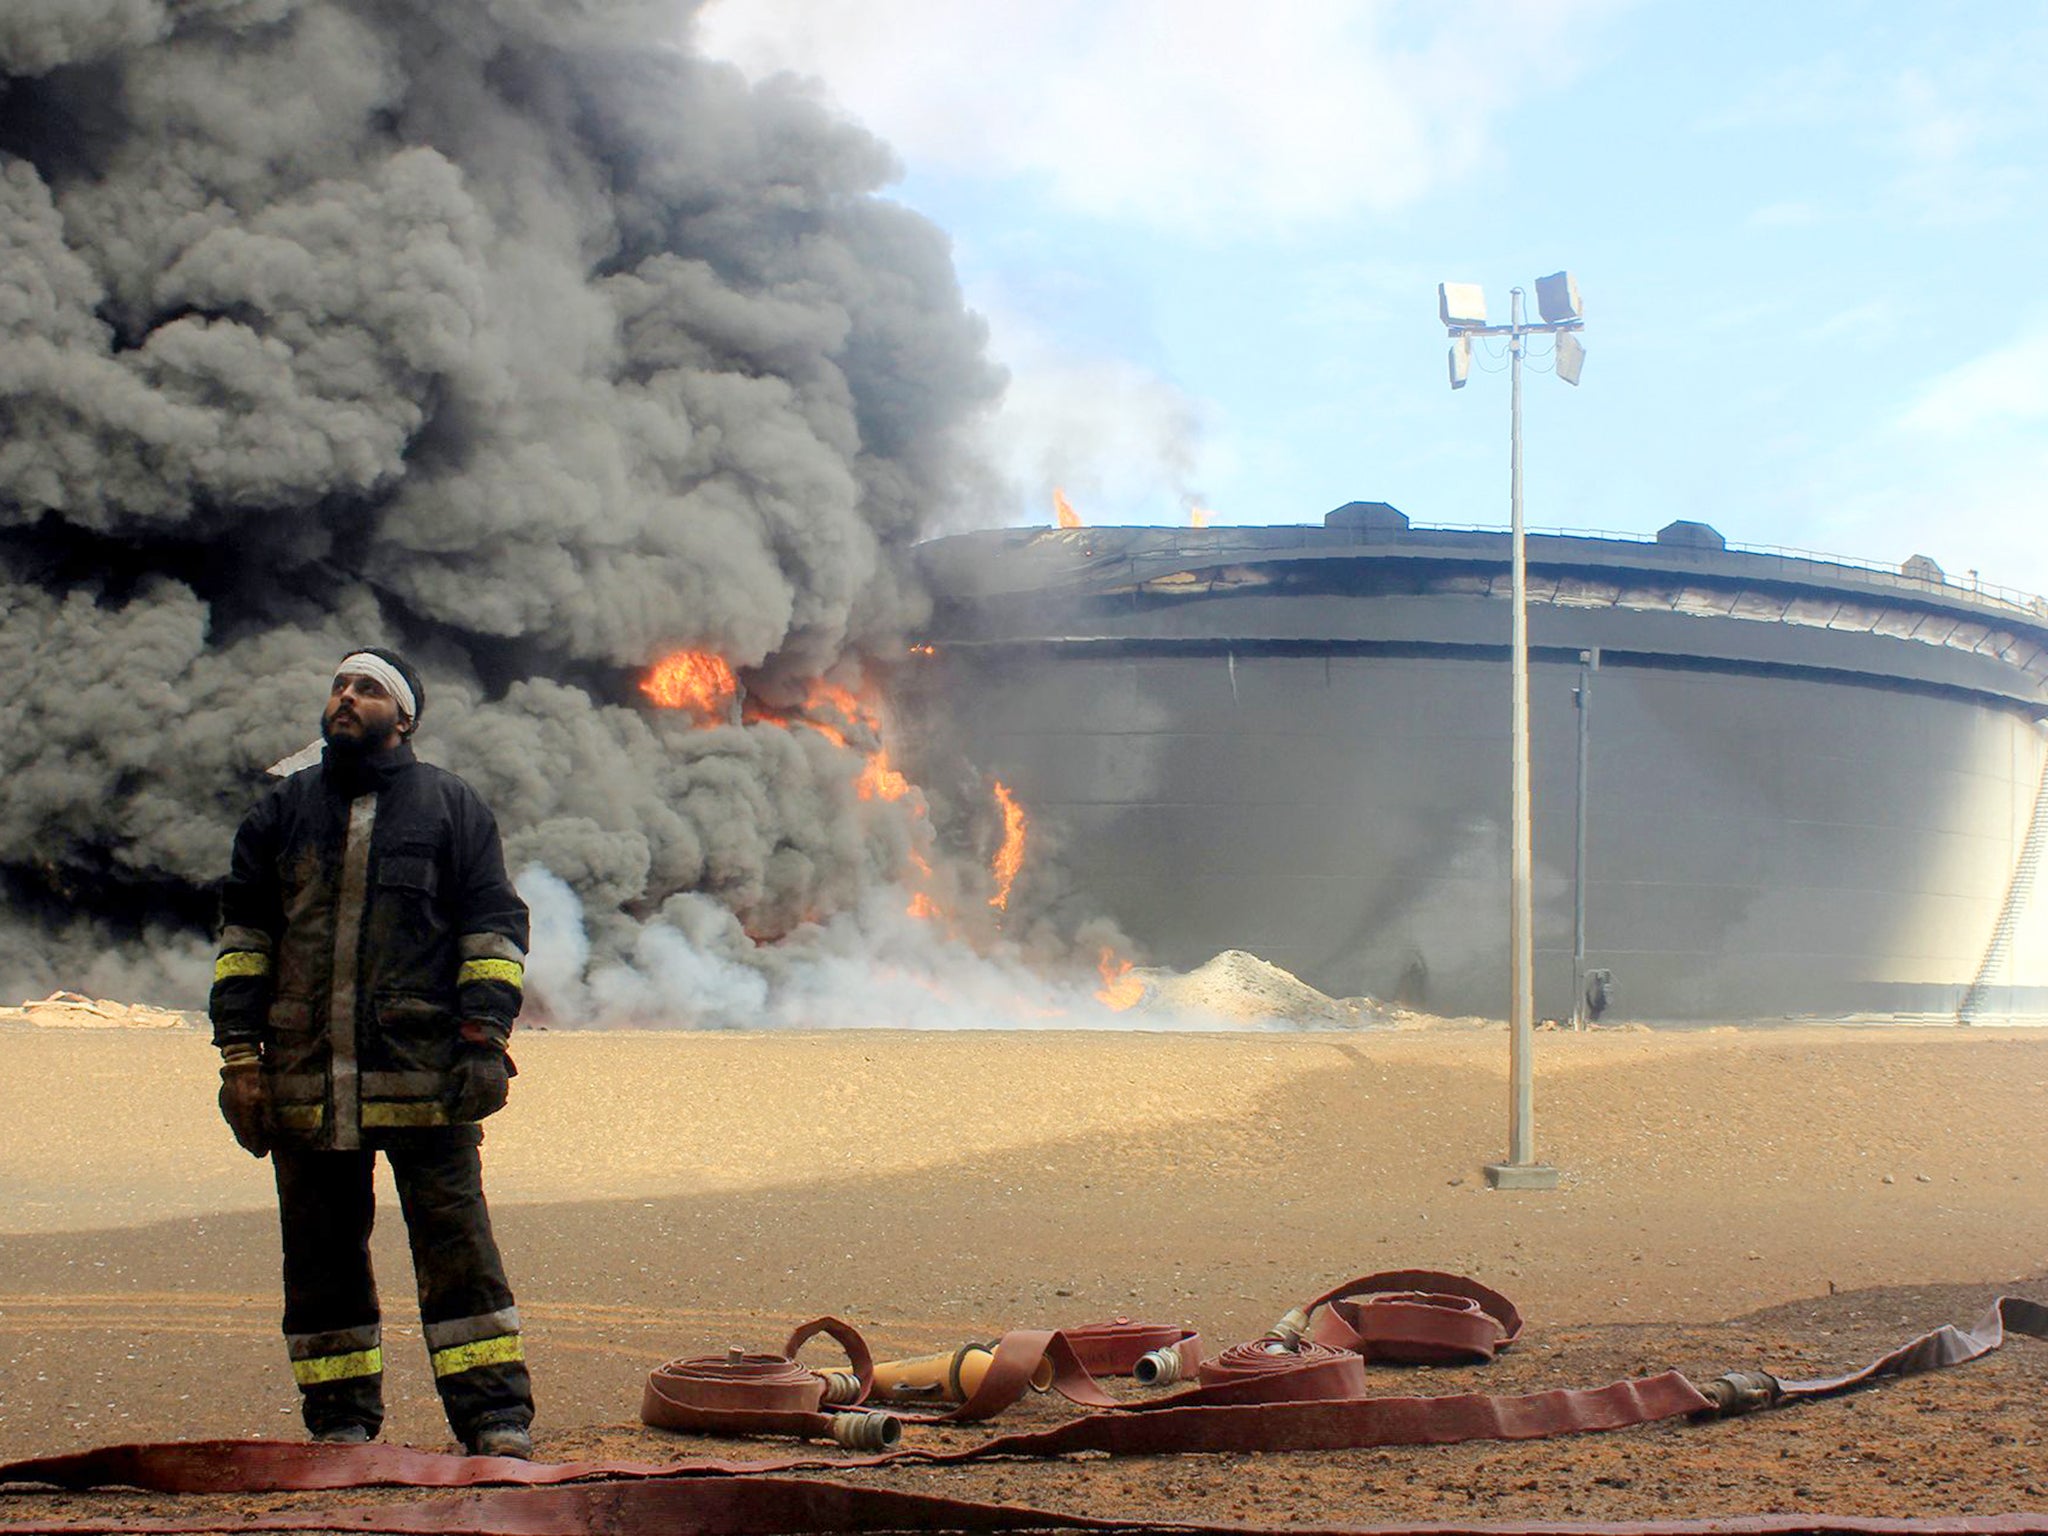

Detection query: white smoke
(515, 866), (1268, 1032)
(966, 304), (1215, 530)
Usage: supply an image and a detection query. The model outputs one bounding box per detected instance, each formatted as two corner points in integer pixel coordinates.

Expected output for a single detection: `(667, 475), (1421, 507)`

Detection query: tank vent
(1656, 519), (1726, 550)
(1325, 501), (1411, 537)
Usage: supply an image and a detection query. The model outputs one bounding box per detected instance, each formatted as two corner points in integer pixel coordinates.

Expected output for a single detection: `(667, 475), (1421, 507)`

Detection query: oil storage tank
(900, 507), (2048, 1024)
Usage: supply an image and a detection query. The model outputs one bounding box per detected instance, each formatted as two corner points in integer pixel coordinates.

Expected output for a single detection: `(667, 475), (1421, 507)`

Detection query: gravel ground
(1, 1020), (2045, 1529)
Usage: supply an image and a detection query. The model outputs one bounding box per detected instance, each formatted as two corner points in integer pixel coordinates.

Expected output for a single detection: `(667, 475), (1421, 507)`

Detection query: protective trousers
(272, 1132), (532, 1442)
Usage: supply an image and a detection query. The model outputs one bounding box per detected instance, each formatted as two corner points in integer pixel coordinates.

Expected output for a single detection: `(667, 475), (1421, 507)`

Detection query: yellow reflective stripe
(458, 958), (524, 988)
(361, 1101), (449, 1128)
(291, 1347), (383, 1385)
(273, 1104), (325, 1131)
(214, 951), (271, 982)
(431, 1334), (524, 1377)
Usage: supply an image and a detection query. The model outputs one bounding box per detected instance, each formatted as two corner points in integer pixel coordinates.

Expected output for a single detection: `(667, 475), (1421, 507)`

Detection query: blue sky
(696, 1), (2048, 600)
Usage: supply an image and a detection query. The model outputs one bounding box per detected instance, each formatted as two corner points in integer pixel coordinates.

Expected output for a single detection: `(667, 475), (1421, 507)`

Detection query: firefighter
(209, 647), (537, 1459)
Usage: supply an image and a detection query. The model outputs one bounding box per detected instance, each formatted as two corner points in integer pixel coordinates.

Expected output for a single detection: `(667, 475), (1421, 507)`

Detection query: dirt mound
(1136, 949), (1384, 1026)
(0, 991), (195, 1030)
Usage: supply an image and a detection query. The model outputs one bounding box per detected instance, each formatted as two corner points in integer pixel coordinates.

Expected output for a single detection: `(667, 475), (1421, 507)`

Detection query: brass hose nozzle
(1692, 1370), (1781, 1419)
(1133, 1346), (1185, 1386)
(1262, 1307), (1311, 1351)
(828, 1411), (901, 1451)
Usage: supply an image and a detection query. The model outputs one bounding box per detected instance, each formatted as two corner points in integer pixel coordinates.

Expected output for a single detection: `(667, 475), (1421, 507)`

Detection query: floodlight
(1448, 335), (1472, 389)
(1439, 282), (1488, 330)
(1554, 330), (1585, 386)
(1535, 271), (1581, 324)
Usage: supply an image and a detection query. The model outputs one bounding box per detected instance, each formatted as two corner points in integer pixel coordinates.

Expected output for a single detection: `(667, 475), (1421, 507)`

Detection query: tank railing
(1400, 522), (2048, 616)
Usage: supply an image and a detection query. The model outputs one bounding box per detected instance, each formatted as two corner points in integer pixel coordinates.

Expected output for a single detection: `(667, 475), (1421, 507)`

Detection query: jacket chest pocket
(374, 847), (443, 946)
(377, 849), (440, 896)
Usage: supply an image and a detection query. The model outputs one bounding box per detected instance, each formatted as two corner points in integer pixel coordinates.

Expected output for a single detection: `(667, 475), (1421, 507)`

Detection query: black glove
(218, 1059), (270, 1158)
(445, 1046), (513, 1122)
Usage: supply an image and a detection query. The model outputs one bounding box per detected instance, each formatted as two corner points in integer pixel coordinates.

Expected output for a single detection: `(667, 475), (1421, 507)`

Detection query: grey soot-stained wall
(900, 518), (2048, 1023)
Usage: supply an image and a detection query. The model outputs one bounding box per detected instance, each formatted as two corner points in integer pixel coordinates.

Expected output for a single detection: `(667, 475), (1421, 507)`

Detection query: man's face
(322, 670), (409, 753)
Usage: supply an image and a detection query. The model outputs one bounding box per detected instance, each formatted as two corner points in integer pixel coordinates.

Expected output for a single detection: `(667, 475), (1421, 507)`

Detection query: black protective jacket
(209, 741), (529, 1150)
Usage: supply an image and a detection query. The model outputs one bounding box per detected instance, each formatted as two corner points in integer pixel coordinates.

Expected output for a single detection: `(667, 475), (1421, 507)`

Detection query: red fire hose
(637, 1271), (1594, 1436)
(1299, 1269), (1522, 1363)
(2, 1277), (2043, 1535)
(6, 1476), (2048, 1536)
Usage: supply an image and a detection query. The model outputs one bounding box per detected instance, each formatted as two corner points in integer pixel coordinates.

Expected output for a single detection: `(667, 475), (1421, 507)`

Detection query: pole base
(1484, 1162), (1560, 1190)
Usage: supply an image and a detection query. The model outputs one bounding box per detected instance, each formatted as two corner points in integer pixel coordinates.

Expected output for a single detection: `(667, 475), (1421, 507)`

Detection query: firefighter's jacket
(209, 741), (529, 1150)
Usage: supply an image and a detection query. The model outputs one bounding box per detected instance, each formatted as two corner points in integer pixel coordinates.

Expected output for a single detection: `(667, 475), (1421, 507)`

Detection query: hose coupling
(1262, 1307), (1311, 1351)
(1132, 1346), (1184, 1386)
(1693, 1369), (1781, 1419)
(814, 1367), (864, 1405)
(829, 1410), (902, 1452)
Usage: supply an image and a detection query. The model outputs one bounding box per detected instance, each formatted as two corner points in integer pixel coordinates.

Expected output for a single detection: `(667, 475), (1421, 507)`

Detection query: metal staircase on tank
(1957, 747), (2048, 1024)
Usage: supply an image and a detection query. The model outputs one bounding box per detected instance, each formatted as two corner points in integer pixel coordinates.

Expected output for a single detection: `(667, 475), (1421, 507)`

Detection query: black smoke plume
(0, 0), (1015, 1014)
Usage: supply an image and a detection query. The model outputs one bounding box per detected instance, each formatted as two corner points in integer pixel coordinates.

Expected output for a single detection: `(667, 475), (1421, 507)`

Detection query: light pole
(1571, 646), (1601, 1031)
(1439, 273), (1585, 1191)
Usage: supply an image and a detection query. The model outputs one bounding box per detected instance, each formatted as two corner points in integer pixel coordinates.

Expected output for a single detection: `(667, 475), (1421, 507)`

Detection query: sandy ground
(1, 1019), (2046, 1527)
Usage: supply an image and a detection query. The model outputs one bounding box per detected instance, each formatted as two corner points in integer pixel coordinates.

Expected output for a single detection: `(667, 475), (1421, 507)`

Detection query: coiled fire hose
(638, 1272), (1515, 1436)
(637, 1315), (901, 1451)
(1290, 1269), (1523, 1364)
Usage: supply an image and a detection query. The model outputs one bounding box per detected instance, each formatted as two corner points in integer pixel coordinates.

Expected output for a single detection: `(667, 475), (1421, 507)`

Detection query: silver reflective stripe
(287, 1322), (381, 1360)
(361, 1070), (446, 1098)
(218, 924), (273, 955)
(459, 932), (526, 964)
(422, 1307), (522, 1353)
(326, 795), (378, 1151)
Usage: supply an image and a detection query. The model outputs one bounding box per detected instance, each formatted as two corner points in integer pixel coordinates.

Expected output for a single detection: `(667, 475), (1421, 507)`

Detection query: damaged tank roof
(915, 510), (2048, 709)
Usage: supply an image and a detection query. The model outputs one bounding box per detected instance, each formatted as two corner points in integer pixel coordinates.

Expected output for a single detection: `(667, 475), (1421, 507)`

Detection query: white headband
(335, 652), (417, 721)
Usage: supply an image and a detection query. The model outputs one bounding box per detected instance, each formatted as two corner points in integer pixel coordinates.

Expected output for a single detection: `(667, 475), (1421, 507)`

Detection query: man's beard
(321, 712), (380, 759)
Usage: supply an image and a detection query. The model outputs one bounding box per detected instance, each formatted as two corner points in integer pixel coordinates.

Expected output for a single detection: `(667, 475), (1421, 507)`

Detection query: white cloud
(693, 0), (1622, 231)
(1702, 41), (2044, 228)
(1747, 200), (1820, 228)
(1696, 54), (1860, 134)
(1886, 67), (2031, 225)
(1795, 325), (2048, 598)
(1899, 331), (2048, 438)
(1798, 299), (1893, 343)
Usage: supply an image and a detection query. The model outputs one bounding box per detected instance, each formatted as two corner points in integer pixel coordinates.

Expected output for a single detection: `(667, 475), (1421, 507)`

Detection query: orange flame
(988, 780), (1027, 909)
(857, 747), (911, 803)
(908, 642), (936, 657)
(1096, 947), (1143, 1011)
(905, 850), (943, 921)
(1054, 488), (1082, 529)
(1190, 505), (1213, 529)
(641, 650), (739, 723)
(742, 678), (868, 752)
(803, 678), (869, 724)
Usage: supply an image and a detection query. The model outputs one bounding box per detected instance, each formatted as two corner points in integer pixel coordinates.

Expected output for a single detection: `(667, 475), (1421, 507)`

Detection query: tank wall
(913, 646), (2047, 1021)
(1569, 664), (2042, 1020)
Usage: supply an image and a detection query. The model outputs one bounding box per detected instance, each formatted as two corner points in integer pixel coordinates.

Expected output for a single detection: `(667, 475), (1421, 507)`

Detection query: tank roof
(916, 516), (2048, 638)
